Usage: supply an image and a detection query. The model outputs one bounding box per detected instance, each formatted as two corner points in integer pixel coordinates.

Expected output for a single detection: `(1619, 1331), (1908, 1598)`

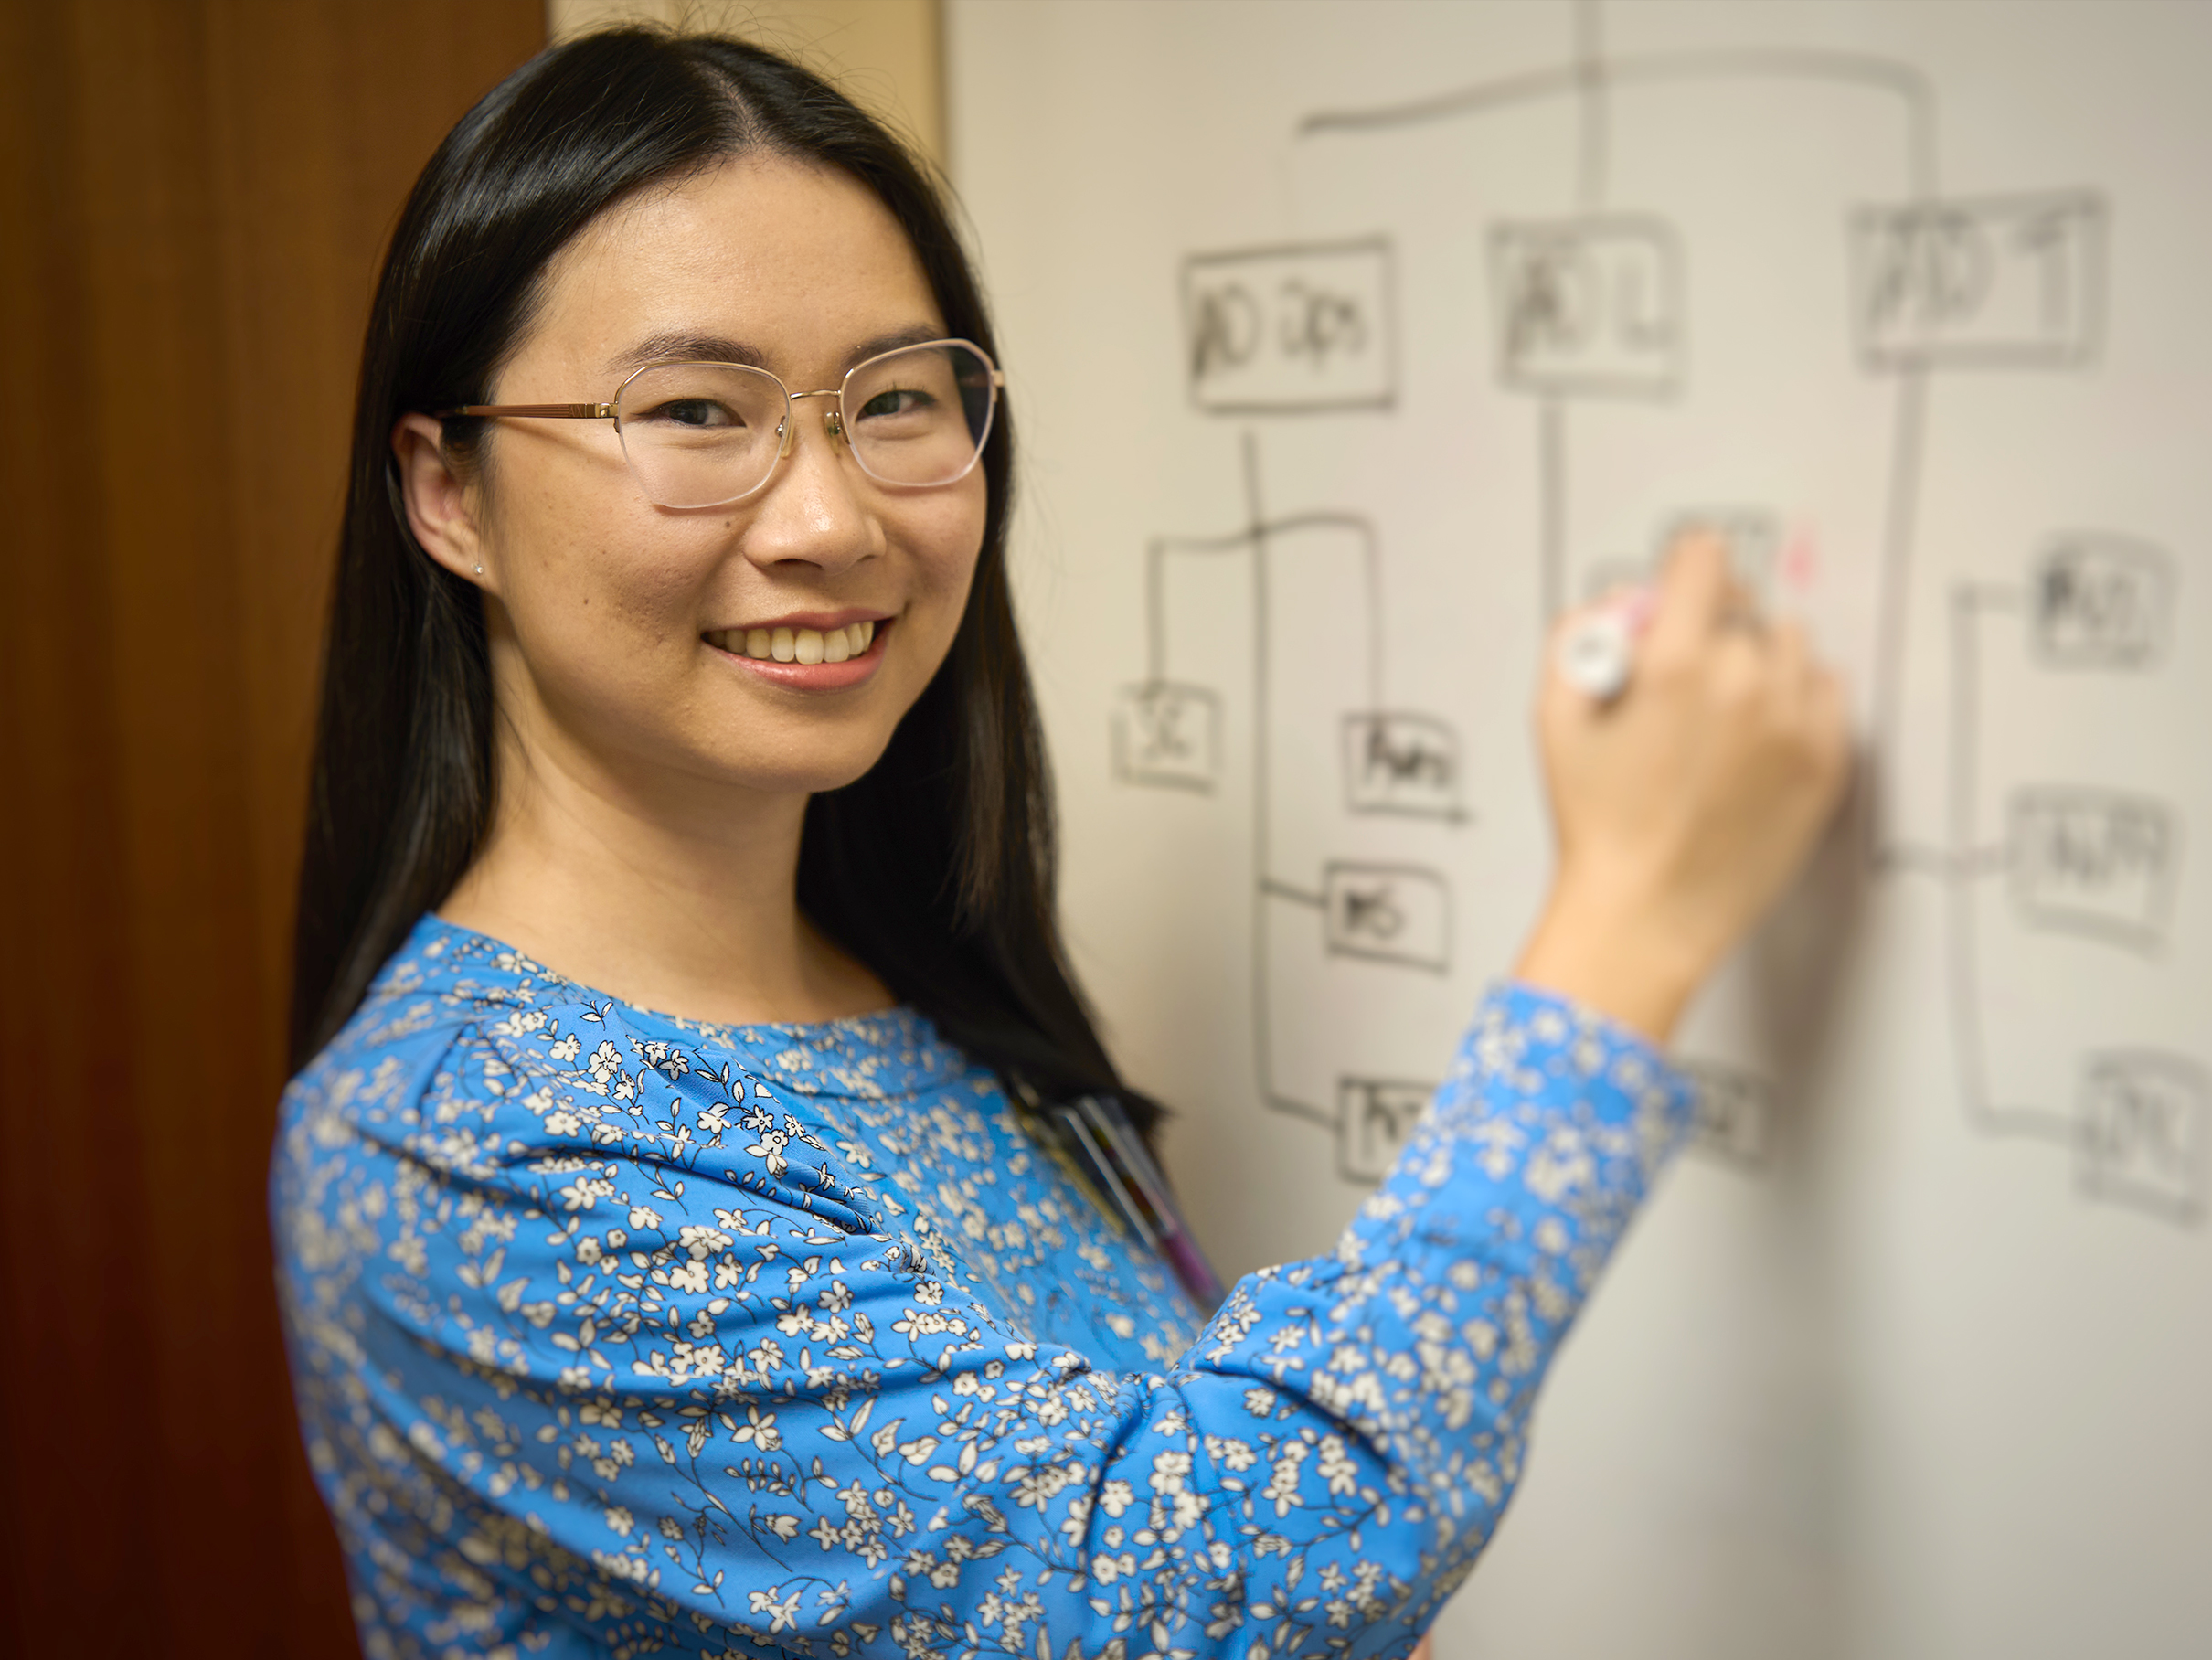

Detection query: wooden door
(0, 4), (543, 1654)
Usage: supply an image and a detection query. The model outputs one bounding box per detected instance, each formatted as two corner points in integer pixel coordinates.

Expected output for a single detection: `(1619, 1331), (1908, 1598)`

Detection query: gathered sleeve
(275, 984), (1694, 1659)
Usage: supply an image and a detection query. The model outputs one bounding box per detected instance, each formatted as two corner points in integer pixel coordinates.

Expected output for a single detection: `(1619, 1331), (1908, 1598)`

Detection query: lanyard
(1012, 1087), (1228, 1314)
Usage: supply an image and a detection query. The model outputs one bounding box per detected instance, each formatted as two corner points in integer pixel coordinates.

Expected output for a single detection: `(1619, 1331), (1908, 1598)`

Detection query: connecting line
(1573, 0), (1609, 213)
(1538, 398), (1568, 626)
(1248, 431), (1332, 1128)
(1946, 583), (2071, 1144)
(1141, 529), (1386, 709)
(1866, 367), (1931, 870)
(1297, 44), (1939, 199)
(1137, 488), (1344, 1124)
(1885, 843), (2009, 881)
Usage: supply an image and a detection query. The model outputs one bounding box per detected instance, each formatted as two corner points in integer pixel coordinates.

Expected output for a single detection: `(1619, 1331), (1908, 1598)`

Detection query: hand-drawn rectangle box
(1490, 216), (1683, 399)
(1852, 190), (2105, 370)
(1584, 511), (1778, 610)
(1679, 1059), (1773, 1171)
(2076, 1050), (2208, 1227)
(1342, 712), (1465, 822)
(1111, 683), (1219, 793)
(2007, 788), (2179, 952)
(1182, 239), (1396, 414)
(1657, 509), (1779, 604)
(2031, 534), (2174, 669)
(1322, 862), (1451, 972)
(1336, 1076), (1433, 1183)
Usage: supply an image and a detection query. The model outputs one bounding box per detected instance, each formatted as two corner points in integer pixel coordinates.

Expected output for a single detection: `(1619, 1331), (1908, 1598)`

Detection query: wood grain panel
(0, 4), (543, 1654)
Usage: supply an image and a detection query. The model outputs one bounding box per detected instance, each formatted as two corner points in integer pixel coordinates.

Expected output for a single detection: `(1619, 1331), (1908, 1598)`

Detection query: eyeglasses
(438, 337), (1004, 509)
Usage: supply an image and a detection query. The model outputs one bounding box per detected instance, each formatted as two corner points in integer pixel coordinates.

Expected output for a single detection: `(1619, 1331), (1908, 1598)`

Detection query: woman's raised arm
(1517, 530), (1853, 1040)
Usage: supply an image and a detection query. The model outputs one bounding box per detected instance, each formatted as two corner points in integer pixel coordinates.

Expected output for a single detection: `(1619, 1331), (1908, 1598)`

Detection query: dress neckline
(372, 913), (964, 1102)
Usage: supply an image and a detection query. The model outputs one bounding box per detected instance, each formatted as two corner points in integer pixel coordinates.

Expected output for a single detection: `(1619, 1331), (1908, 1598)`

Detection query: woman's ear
(392, 413), (492, 588)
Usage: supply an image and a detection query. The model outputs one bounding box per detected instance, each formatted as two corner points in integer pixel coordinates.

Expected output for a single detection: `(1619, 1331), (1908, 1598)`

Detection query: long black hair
(292, 27), (1156, 1136)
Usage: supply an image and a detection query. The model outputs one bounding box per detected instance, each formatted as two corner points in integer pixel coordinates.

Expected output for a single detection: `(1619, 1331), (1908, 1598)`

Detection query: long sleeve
(276, 970), (1693, 1660)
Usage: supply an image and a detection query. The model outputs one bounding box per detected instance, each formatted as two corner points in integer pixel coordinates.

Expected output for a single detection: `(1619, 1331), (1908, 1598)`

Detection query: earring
(473, 564), (484, 576)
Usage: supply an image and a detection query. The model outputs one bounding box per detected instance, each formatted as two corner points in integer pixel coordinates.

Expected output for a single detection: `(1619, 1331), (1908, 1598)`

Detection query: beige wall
(547, 0), (944, 169)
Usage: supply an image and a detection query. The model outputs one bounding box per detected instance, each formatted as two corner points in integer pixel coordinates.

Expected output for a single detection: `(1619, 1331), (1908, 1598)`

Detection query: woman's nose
(739, 404), (880, 574)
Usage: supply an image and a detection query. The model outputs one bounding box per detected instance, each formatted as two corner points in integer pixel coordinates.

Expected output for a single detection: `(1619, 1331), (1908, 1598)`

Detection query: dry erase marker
(1558, 588), (1655, 702)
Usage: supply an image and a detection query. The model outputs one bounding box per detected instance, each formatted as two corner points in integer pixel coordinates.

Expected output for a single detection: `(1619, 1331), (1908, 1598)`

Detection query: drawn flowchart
(1107, 2), (2204, 1222)
(1944, 541), (2203, 1225)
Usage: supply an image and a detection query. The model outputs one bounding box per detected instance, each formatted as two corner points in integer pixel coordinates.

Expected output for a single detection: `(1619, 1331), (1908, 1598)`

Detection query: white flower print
(731, 1407), (781, 1451)
(668, 1259), (708, 1295)
(273, 921), (1692, 1660)
(678, 1224), (730, 1256)
(748, 1585), (802, 1633)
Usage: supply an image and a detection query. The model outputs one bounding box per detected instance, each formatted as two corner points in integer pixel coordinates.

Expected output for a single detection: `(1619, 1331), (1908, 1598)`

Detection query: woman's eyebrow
(610, 324), (952, 379)
(613, 332), (767, 373)
(843, 324), (947, 367)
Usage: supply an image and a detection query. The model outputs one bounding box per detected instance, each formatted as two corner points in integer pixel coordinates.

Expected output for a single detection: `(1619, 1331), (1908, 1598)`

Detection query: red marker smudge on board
(1781, 526), (1820, 594)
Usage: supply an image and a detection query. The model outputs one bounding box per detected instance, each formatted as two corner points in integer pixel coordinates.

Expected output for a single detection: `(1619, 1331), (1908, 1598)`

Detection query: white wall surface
(546, 0), (944, 166)
(946, 5), (2212, 1656)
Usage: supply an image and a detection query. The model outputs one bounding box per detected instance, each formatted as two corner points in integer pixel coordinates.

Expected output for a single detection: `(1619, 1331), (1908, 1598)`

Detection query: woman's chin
(697, 734), (897, 802)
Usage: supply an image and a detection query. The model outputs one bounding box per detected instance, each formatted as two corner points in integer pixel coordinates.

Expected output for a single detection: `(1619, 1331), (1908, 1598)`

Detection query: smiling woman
(272, 25), (1848, 1660)
(290, 33), (1121, 1118)
(385, 155), (1002, 1025)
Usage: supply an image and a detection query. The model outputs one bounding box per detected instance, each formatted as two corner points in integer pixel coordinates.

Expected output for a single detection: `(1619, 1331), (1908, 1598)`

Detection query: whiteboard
(945, 5), (2212, 1655)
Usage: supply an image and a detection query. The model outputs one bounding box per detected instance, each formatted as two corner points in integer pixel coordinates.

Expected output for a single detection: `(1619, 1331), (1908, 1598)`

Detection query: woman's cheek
(506, 548), (704, 736)
(916, 486), (987, 601)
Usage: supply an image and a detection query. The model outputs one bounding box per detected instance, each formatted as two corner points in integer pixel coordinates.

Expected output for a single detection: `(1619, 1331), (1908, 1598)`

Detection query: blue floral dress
(272, 917), (1695, 1660)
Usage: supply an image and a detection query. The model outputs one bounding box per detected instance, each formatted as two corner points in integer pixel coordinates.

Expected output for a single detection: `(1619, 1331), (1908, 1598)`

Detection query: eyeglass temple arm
(435, 402), (614, 420)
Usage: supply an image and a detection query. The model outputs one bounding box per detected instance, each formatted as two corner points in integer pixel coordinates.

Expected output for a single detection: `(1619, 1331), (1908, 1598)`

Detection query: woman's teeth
(720, 620), (876, 664)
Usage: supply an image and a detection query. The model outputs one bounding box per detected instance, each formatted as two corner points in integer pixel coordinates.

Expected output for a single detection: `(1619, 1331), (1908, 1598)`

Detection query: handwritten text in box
(1111, 683), (1219, 793)
(1679, 1059), (1774, 1171)
(1491, 216), (1683, 399)
(1322, 862), (1451, 972)
(1341, 712), (1465, 822)
(1182, 239), (1396, 414)
(1853, 190), (2104, 369)
(2008, 787), (2180, 952)
(2077, 1051), (2208, 1227)
(2032, 534), (2174, 670)
(1335, 1077), (1433, 1183)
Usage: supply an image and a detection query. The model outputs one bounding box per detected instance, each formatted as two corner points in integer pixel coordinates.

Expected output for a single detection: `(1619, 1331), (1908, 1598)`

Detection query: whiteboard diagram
(1102, 6), (2205, 1223)
(952, 3), (2212, 1651)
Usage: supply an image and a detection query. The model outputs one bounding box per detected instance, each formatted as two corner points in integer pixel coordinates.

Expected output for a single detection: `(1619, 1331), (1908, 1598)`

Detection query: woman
(274, 27), (1848, 1660)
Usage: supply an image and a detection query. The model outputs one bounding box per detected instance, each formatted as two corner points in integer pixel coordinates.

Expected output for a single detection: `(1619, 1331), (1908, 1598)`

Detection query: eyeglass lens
(611, 340), (996, 509)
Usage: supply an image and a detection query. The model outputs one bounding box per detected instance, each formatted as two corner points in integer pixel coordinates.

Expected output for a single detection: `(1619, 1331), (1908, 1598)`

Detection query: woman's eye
(856, 386), (932, 420)
(650, 397), (738, 428)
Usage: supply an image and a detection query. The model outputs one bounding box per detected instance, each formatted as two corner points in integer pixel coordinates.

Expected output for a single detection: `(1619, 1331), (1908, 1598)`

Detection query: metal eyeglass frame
(434, 336), (1005, 508)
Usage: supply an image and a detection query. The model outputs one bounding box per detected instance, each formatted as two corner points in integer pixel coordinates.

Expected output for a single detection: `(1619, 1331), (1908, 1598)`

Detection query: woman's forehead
(526, 155), (942, 378)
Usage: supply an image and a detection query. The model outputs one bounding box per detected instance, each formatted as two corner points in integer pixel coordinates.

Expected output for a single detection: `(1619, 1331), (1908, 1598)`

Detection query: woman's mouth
(703, 616), (889, 689)
(707, 619), (877, 665)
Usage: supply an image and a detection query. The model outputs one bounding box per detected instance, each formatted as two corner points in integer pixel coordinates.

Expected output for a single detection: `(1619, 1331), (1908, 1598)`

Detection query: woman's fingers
(1519, 521), (1856, 1039)
(1768, 617), (1812, 719)
(1808, 658), (1856, 795)
(1643, 528), (1733, 665)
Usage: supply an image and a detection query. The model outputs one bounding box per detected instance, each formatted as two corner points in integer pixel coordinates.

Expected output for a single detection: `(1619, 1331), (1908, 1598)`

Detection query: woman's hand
(1515, 529), (1854, 1043)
